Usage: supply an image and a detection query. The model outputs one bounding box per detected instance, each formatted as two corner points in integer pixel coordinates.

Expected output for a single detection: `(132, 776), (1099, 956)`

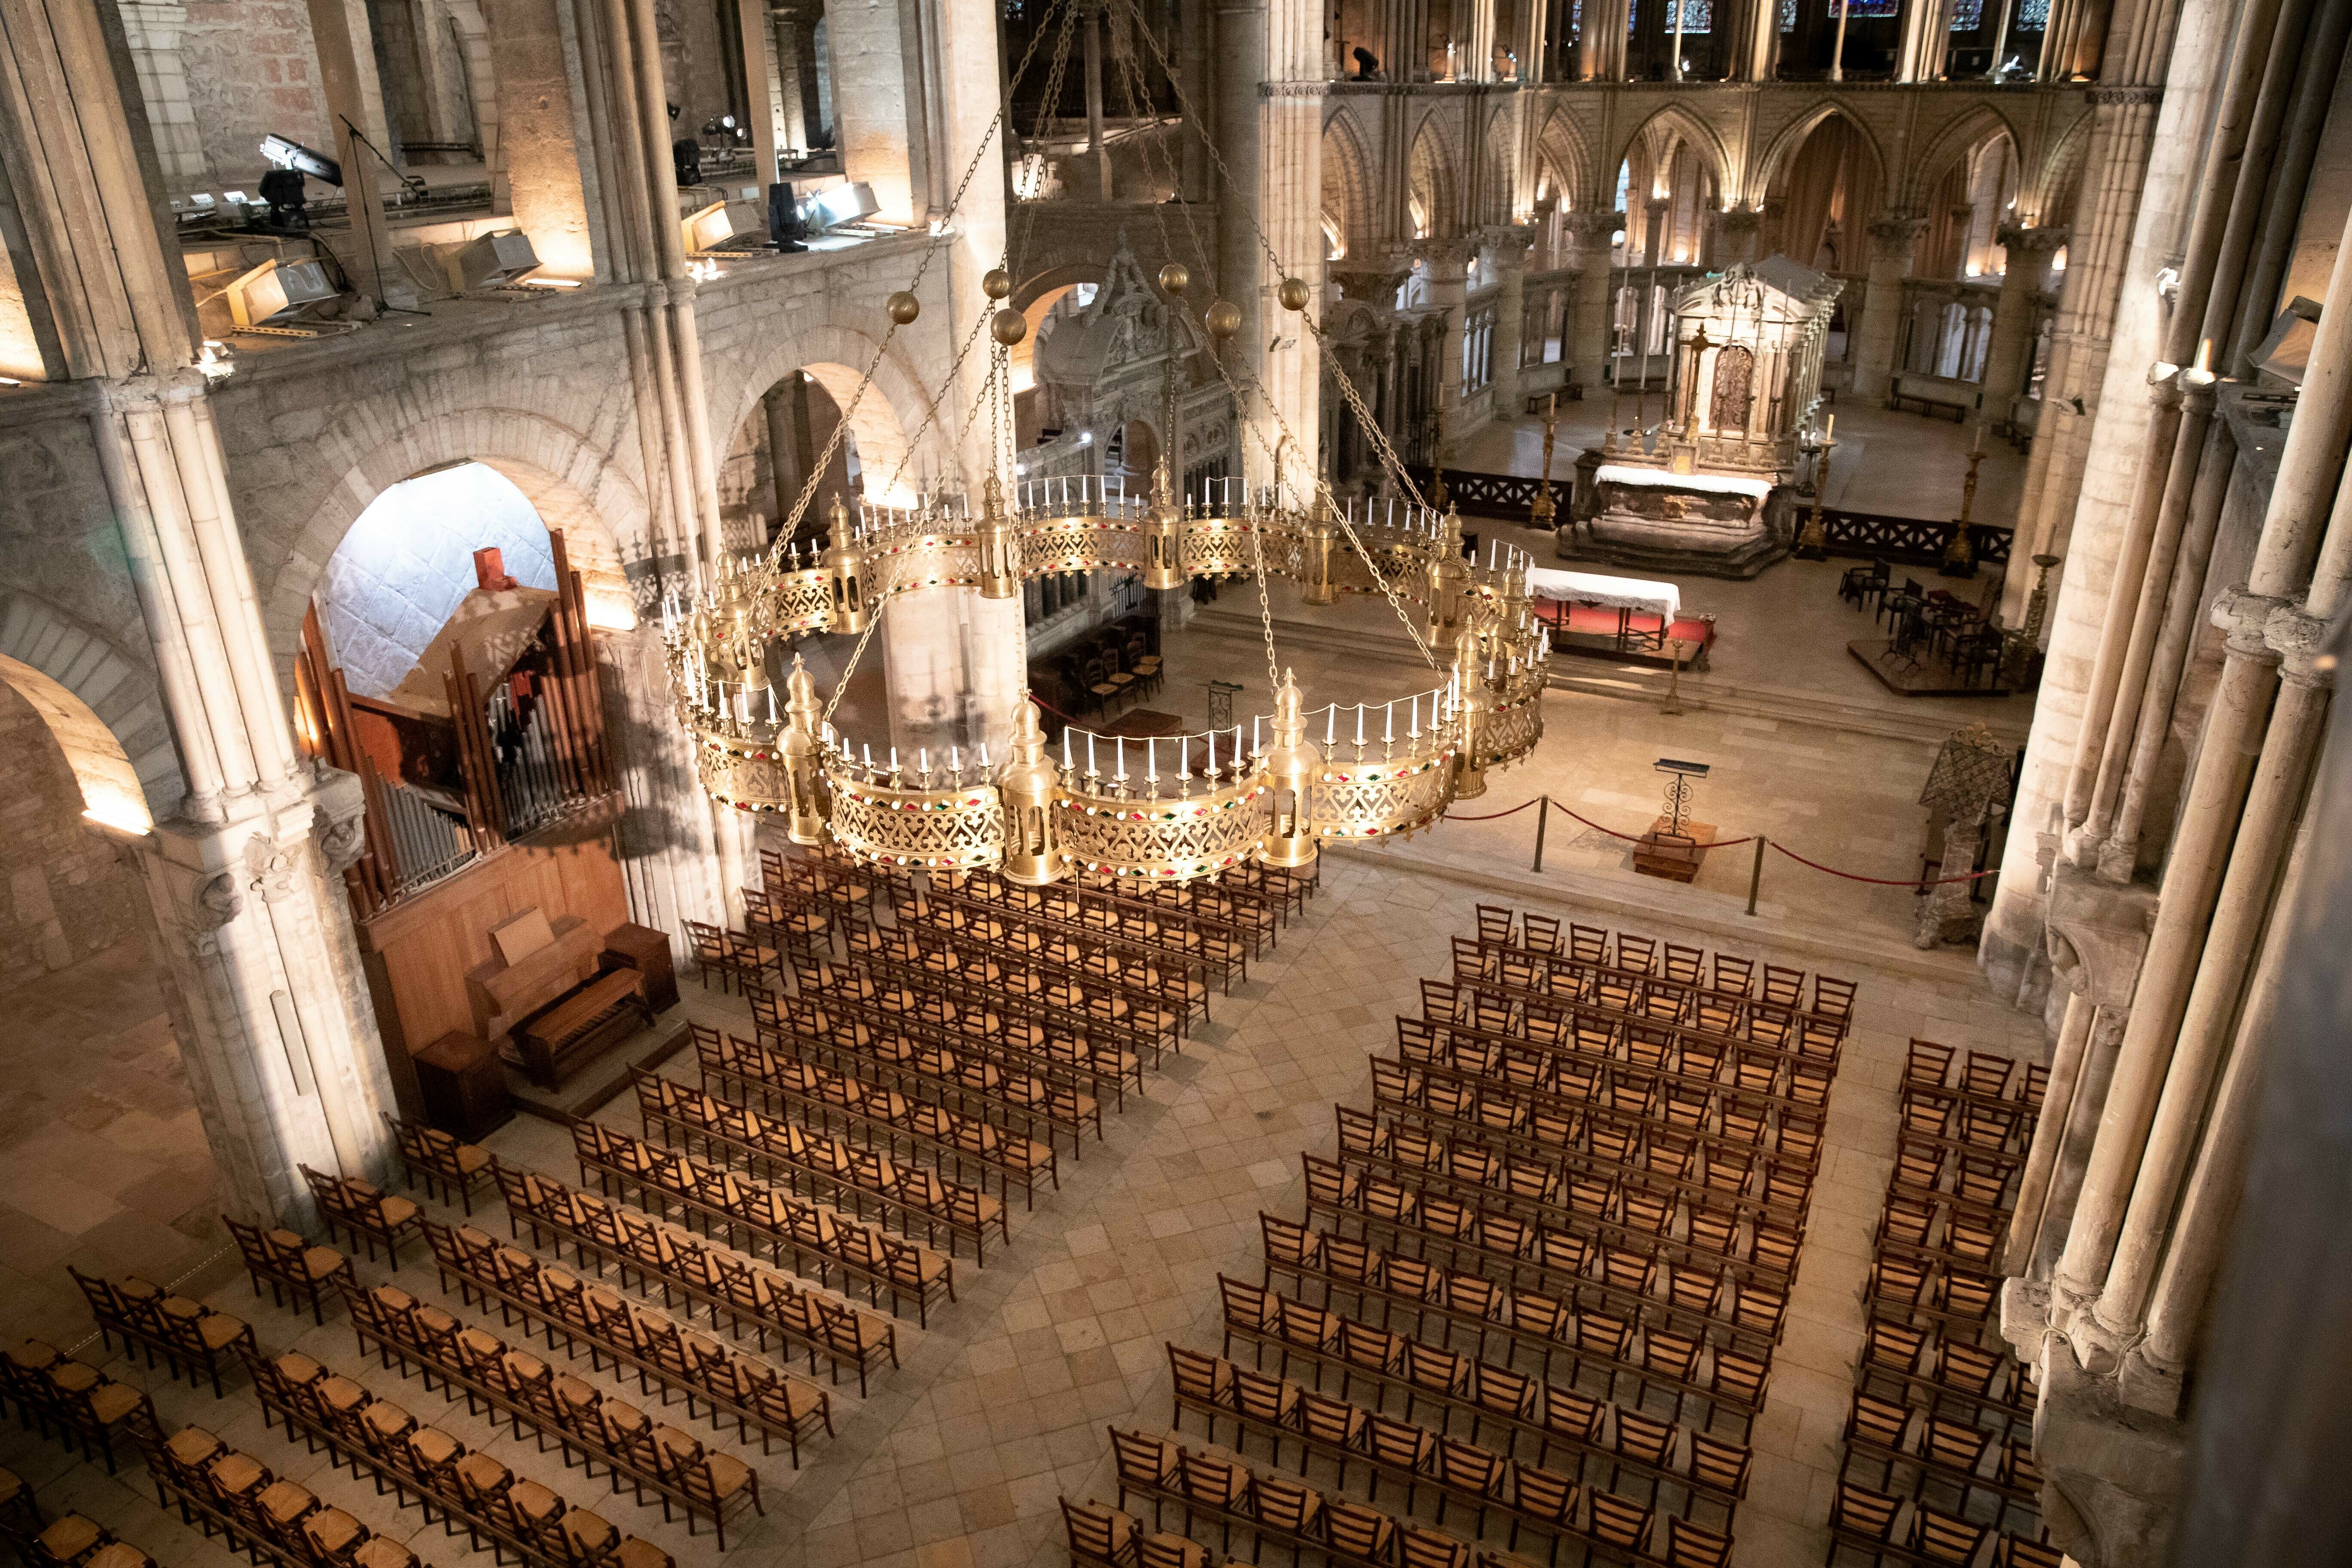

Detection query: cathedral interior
(0, 0), (2345, 1563)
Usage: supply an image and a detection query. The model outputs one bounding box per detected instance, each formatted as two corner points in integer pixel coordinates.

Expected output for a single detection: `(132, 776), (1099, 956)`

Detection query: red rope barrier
(1544, 802), (1754, 849)
(1443, 799), (1545, 821)
(1767, 840), (2000, 886)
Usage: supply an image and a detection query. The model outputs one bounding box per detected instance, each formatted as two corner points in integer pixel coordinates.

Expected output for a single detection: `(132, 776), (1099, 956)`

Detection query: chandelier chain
(1244, 498), (1281, 701)
(1103, 0), (1436, 667)
(762, 0), (1074, 569)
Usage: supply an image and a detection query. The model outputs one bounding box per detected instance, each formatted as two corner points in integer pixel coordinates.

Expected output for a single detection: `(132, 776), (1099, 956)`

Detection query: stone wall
(178, 0), (334, 186)
(0, 684), (141, 992)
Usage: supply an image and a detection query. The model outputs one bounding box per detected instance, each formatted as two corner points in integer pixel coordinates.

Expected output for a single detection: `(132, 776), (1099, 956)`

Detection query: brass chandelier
(657, 0), (1552, 886)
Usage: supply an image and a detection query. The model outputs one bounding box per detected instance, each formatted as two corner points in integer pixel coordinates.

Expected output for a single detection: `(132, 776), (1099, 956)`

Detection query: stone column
(1486, 227), (1529, 417)
(115, 0), (205, 183)
(1981, 224), (2061, 427)
(771, 6), (810, 150)
(827, 0), (918, 223)
(481, 0), (608, 280)
(736, 0), (781, 187)
(1216, 0), (1323, 493)
(1423, 241), (1471, 437)
(1716, 207), (1761, 265)
(1568, 214), (1616, 392)
(302, 0), (404, 310)
(1851, 217), (1923, 402)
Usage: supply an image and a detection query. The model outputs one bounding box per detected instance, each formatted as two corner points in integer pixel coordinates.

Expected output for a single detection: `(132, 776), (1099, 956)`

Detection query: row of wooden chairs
(1267, 1207), (1784, 1375)
(684, 918), (800, 998)
(1178, 1319), (1752, 1529)
(1463, 912), (1855, 1025)
(235, 1345), (677, 1568)
(1451, 941), (1854, 1053)
(1302, 1154), (1804, 1323)
(0, 1468), (155, 1568)
(1229, 1253), (1764, 1449)
(1833, 1034), (2049, 1565)
(698, 1020), (1100, 1168)
(842, 946), (1166, 1081)
(1257, 1221), (1774, 1424)
(226, 1216), (355, 1326)
(684, 1023), (1058, 1206)
(885, 896), (1216, 1031)
(340, 1279), (765, 1545)
(1397, 1021), (1828, 1152)
(0, 1339), (156, 1473)
(1167, 1342), (1744, 1564)
(383, 1112), (498, 1214)
(853, 918), (1193, 1053)
(752, 980), (1133, 1121)
(1431, 971), (1847, 1076)
(1373, 1056), (1826, 1186)
(1407, 1009), (1839, 1126)
(1339, 1104), (1815, 1237)
(1112, 1426), (1730, 1568)
(300, 1165), (425, 1266)
(423, 1219), (834, 1466)
(1841, 1389), (2042, 1519)
(903, 880), (1247, 995)
(493, 1160), (900, 1393)
(633, 1069), (1010, 1263)
(1063, 1494), (1246, 1568)
(67, 1265), (256, 1397)
(944, 865), (1278, 969)
(570, 1120), (956, 1326)
(138, 1423), (425, 1568)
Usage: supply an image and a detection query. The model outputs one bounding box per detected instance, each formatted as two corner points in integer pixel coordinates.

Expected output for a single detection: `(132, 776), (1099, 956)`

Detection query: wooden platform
(507, 1021), (687, 1124)
(1632, 818), (1717, 882)
(1848, 639), (2012, 697)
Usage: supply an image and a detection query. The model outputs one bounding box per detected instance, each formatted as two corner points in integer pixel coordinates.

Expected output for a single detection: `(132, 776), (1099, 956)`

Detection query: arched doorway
(719, 361), (918, 553)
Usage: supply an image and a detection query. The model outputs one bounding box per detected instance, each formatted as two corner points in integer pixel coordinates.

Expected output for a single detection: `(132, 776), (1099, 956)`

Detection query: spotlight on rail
(260, 134), (342, 185)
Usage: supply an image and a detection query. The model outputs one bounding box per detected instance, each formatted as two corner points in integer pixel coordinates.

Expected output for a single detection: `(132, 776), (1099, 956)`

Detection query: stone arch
(0, 591), (176, 828)
(1321, 109), (1376, 257)
(2029, 108), (2095, 229)
(1615, 104), (1735, 208)
(1476, 109), (1518, 229)
(1535, 107), (1596, 211)
(265, 410), (646, 662)
(710, 322), (941, 507)
(1900, 102), (2021, 213)
(1750, 101), (1889, 215)
(1408, 115), (1460, 238)
(1009, 261), (1109, 316)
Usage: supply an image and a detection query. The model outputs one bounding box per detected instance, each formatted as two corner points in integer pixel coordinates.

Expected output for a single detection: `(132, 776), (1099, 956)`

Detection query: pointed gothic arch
(1321, 109), (1377, 257)
(1408, 116), (1461, 238)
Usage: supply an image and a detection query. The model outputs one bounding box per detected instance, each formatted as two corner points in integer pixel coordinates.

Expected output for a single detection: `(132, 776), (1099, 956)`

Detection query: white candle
(1385, 702), (1394, 743)
(1356, 704), (1366, 746)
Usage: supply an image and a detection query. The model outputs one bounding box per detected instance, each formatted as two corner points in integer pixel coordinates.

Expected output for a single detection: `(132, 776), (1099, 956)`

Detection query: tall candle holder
(1794, 418), (1836, 559)
(1530, 393), (1560, 527)
(1941, 422), (1986, 578)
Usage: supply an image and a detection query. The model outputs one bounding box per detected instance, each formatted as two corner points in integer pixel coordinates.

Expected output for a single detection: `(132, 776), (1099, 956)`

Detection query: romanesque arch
(710, 322), (942, 508)
(262, 410), (646, 662)
(0, 593), (175, 829)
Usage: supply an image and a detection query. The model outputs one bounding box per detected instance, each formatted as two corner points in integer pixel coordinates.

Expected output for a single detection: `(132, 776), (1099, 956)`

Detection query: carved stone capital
(1865, 217), (1927, 263)
(2000, 222), (2070, 254)
(1566, 211), (1623, 241)
(2209, 585), (2288, 665)
(1715, 208), (1762, 236)
(2043, 862), (2155, 1009)
(2265, 601), (2336, 687)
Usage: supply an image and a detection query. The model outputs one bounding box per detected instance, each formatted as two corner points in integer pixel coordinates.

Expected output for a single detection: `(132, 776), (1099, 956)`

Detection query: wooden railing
(1822, 509), (2014, 568)
(1402, 463), (1568, 525)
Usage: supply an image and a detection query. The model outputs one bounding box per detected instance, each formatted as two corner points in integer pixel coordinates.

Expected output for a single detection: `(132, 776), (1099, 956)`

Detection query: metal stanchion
(1532, 794), (1550, 873)
(1746, 835), (1766, 916)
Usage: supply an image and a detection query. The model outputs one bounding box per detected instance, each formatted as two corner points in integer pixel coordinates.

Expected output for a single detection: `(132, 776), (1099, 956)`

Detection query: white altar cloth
(1526, 568), (1681, 622)
(1593, 463), (1774, 500)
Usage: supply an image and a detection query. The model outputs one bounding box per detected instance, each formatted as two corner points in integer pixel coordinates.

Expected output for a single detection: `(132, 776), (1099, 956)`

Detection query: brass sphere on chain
(1277, 276), (1311, 312)
(991, 308), (1029, 347)
(885, 291), (921, 325)
(1157, 262), (1191, 297)
(1204, 300), (1243, 340)
(982, 268), (1013, 301)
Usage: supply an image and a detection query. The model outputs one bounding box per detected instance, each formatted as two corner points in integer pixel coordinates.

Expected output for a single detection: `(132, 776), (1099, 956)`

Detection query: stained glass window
(1949, 0), (1984, 27)
(1670, 0), (1711, 31)
(2018, 0), (2049, 28)
(1826, 0), (1899, 14)
(1779, 0), (1796, 28)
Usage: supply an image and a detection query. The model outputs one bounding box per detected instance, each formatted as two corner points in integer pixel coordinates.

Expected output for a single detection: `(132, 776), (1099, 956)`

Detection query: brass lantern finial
(998, 696), (1066, 887)
(780, 652), (829, 845)
(1259, 668), (1320, 870)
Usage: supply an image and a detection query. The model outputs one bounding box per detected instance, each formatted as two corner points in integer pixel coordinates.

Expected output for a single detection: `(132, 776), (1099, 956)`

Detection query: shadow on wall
(0, 683), (142, 993)
(318, 463), (559, 698)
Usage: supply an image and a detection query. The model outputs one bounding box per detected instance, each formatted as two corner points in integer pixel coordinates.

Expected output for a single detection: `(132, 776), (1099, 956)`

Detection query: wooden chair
(300, 1167), (424, 1264)
(224, 1216), (351, 1326)
(383, 1114), (496, 1214)
(1061, 1498), (1142, 1568)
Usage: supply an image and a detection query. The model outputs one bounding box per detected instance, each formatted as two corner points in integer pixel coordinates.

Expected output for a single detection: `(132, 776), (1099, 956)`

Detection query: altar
(1564, 256), (1841, 579)
(1527, 566), (1715, 668)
